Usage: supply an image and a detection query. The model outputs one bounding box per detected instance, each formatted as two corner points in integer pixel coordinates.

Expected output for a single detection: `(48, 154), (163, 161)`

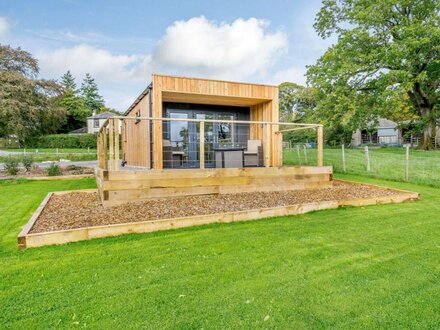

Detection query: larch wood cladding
(96, 166), (333, 207)
(125, 74), (280, 169)
(124, 89), (151, 167)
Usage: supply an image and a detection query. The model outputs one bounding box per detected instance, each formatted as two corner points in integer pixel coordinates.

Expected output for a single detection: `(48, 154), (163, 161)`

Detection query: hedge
(26, 134), (97, 149)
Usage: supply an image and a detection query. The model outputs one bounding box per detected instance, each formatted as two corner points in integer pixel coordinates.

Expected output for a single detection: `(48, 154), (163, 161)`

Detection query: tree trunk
(420, 107), (436, 150)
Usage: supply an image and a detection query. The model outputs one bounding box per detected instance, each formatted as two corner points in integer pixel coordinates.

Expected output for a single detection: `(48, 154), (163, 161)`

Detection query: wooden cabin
(96, 74), (331, 206)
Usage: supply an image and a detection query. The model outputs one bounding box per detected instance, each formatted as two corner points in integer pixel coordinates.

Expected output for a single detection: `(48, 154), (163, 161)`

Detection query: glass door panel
(217, 114), (236, 147)
(195, 113), (215, 167)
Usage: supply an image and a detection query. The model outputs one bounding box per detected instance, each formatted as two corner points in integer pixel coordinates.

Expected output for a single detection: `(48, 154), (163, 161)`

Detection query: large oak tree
(307, 0), (440, 149)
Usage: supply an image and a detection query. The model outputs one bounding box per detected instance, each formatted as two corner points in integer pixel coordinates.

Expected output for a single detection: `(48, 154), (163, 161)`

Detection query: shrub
(22, 155), (34, 172)
(3, 157), (20, 175)
(25, 134), (97, 149)
(46, 163), (61, 176)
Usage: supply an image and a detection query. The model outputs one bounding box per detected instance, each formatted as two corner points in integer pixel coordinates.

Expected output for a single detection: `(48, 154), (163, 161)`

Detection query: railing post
(264, 123), (271, 167)
(108, 118), (114, 170)
(317, 125), (323, 166)
(199, 121), (205, 169)
(103, 126), (108, 170)
(114, 118), (120, 170)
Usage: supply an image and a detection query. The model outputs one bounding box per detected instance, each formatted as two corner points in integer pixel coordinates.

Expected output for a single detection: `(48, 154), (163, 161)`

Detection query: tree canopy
(308, 0), (440, 149)
(80, 73), (105, 115)
(0, 45), (65, 143)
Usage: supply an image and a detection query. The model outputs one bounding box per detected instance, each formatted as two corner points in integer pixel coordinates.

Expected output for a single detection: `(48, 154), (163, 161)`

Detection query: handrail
(97, 116), (324, 171)
(108, 116), (322, 127)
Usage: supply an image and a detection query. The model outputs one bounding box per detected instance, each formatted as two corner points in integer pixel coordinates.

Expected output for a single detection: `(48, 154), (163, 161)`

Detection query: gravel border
(29, 181), (401, 234)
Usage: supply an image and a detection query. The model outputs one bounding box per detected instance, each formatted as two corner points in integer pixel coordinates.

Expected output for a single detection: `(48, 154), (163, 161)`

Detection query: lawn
(1, 176), (439, 328)
(0, 148), (96, 153)
(284, 147), (440, 187)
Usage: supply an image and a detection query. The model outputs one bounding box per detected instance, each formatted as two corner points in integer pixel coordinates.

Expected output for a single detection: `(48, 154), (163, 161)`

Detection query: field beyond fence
(284, 146), (440, 188)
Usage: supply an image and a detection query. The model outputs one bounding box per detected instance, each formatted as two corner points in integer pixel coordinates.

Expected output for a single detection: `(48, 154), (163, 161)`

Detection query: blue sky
(0, 0), (333, 111)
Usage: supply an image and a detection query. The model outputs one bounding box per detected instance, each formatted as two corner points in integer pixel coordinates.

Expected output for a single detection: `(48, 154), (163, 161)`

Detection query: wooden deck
(96, 166), (333, 207)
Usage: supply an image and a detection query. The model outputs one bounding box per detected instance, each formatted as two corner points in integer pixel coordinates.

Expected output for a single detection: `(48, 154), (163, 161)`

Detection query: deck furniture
(214, 146), (245, 168)
(244, 139), (263, 167)
(163, 139), (186, 168)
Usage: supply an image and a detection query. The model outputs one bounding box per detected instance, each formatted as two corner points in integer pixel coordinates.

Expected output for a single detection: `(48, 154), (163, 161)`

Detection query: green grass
(1, 148), (96, 153)
(284, 147), (440, 187)
(1, 176), (439, 328)
(0, 153), (97, 163)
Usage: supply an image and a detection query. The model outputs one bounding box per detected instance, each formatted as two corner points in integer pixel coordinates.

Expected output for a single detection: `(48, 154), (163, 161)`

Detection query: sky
(0, 0), (334, 112)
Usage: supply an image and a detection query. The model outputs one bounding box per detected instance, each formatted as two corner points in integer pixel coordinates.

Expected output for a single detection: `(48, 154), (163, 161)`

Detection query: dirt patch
(29, 181), (401, 234)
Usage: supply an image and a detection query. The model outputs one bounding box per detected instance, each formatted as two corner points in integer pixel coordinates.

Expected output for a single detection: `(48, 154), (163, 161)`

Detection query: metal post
(364, 146), (370, 172)
(199, 121), (205, 169)
(342, 144), (346, 173)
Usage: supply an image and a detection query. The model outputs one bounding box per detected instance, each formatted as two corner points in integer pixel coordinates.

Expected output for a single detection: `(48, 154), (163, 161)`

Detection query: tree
(60, 70), (77, 91)
(0, 44), (65, 144)
(80, 73), (104, 114)
(307, 0), (440, 149)
(279, 82), (317, 122)
(58, 71), (88, 132)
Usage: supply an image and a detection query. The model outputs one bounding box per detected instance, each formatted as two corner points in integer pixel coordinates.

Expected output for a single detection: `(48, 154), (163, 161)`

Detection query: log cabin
(95, 74), (331, 206)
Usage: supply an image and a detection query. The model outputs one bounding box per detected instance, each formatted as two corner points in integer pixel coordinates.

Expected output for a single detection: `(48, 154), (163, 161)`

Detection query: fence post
(56, 148), (59, 155)
(342, 144), (346, 173)
(303, 144), (308, 165)
(364, 146), (370, 172)
(296, 145), (301, 165)
(405, 145), (409, 181)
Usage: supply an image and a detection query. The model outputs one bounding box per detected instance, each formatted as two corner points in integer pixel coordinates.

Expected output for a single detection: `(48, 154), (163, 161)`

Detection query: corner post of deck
(264, 123), (271, 167)
(317, 125), (323, 167)
(199, 121), (205, 169)
(114, 118), (120, 170)
(108, 118), (114, 170)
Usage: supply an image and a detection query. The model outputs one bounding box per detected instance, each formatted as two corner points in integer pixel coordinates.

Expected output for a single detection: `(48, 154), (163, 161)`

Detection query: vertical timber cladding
(125, 89), (151, 167)
(151, 74), (281, 169)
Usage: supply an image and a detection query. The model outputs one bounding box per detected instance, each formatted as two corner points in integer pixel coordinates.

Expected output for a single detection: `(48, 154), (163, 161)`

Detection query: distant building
(86, 112), (116, 134)
(352, 118), (440, 147)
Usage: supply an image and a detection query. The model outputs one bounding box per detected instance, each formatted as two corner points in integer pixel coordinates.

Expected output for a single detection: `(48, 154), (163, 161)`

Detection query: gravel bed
(29, 181), (400, 234)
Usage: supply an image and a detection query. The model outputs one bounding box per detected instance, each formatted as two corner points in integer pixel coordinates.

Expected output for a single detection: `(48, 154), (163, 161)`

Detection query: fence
(283, 144), (440, 187)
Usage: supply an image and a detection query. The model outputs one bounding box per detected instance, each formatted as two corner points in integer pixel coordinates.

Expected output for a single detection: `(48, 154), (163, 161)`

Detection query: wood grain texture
(123, 74), (280, 169)
(99, 166), (333, 206)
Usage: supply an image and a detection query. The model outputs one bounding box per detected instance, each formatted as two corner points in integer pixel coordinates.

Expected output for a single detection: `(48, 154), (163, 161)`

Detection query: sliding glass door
(163, 104), (249, 168)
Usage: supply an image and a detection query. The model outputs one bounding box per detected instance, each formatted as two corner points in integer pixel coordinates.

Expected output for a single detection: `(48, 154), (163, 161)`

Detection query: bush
(25, 134), (97, 149)
(22, 155), (34, 172)
(46, 163), (61, 176)
(3, 157), (19, 175)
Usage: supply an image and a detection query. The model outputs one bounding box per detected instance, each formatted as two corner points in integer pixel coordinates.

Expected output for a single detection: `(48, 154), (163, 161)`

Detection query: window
(135, 110), (141, 124)
(93, 119), (100, 128)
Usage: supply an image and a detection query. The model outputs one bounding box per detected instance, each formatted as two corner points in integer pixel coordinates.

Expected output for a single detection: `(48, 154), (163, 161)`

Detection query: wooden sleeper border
(17, 183), (420, 249)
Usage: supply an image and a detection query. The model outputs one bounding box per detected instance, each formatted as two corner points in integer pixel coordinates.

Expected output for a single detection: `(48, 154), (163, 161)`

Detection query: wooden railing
(97, 116), (323, 171)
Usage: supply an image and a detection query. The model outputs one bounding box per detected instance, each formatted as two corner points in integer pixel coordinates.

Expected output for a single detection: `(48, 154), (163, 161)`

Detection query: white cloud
(152, 16), (288, 80)
(272, 66), (307, 86)
(36, 44), (151, 82)
(35, 16), (288, 111)
(0, 17), (10, 37)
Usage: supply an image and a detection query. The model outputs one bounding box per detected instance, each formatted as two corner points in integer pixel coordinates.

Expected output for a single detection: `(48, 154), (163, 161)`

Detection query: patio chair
(163, 139), (185, 168)
(244, 140), (263, 167)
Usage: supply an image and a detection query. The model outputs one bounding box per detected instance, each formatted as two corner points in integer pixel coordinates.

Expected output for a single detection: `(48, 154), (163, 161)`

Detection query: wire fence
(283, 144), (440, 187)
